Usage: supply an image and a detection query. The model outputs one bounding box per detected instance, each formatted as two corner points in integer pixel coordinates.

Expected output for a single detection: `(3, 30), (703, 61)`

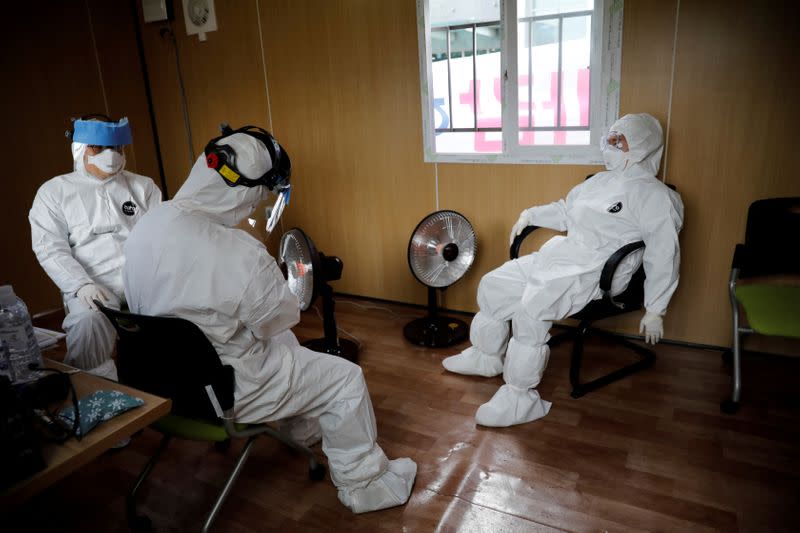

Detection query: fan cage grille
(408, 210), (477, 288)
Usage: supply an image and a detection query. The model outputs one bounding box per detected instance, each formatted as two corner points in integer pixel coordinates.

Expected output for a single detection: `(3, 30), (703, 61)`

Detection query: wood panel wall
(7, 1), (799, 349)
(664, 0), (800, 346)
(2, 1), (159, 315)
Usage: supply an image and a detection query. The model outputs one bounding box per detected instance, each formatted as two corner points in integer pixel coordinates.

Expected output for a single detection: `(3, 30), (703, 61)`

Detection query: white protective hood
(171, 133), (272, 227)
(610, 113), (664, 177)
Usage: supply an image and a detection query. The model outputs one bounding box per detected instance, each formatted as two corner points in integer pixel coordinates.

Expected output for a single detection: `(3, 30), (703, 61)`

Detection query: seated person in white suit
(29, 115), (161, 379)
(443, 113), (684, 427)
(123, 125), (416, 513)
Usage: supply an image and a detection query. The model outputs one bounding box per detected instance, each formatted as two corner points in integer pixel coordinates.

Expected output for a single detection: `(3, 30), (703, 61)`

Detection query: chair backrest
(742, 197), (800, 277)
(97, 305), (234, 421)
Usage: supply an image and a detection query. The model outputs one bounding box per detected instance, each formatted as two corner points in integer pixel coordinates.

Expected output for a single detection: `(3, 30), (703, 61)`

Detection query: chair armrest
(509, 225), (541, 260)
(599, 241), (645, 309)
(599, 241), (645, 293)
(222, 414), (275, 438)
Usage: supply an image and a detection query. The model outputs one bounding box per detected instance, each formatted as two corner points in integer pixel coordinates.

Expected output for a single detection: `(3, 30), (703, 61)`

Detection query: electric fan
(404, 210), (477, 347)
(279, 228), (358, 363)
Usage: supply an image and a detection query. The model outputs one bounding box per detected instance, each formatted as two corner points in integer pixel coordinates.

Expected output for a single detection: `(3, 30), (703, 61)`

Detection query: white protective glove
(639, 311), (664, 345)
(76, 283), (112, 311)
(509, 210), (534, 246)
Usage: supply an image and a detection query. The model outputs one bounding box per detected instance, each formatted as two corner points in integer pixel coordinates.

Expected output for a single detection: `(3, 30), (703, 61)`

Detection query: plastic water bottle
(0, 339), (13, 381)
(0, 285), (43, 383)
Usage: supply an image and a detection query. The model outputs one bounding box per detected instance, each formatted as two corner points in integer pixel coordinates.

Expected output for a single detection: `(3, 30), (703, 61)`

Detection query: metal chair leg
(222, 416), (326, 483)
(569, 324), (655, 398)
(127, 434), (171, 532)
(721, 329), (742, 414)
(569, 323), (588, 398)
(202, 436), (257, 533)
(722, 271), (742, 414)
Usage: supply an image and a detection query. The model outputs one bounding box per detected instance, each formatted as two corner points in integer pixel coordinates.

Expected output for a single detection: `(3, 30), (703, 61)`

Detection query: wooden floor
(12, 298), (800, 532)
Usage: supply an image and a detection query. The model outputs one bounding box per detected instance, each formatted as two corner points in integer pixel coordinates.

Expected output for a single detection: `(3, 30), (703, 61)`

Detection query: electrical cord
(309, 303), (363, 349)
(160, 24), (195, 167)
(335, 298), (422, 320)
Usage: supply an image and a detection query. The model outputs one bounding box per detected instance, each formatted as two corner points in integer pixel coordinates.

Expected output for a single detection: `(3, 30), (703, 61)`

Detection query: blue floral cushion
(59, 390), (144, 437)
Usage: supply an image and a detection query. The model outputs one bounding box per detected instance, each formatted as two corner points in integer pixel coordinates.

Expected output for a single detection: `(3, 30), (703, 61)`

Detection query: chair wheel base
(214, 439), (231, 452)
(720, 399), (740, 414)
(130, 514), (153, 533)
(721, 350), (733, 365)
(309, 463), (327, 481)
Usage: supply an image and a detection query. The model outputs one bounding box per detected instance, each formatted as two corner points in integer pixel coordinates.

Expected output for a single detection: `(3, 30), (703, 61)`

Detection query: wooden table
(1, 360), (171, 507)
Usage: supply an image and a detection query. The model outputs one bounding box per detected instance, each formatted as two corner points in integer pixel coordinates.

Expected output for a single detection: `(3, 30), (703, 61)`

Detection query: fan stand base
(302, 338), (359, 364)
(403, 317), (468, 348)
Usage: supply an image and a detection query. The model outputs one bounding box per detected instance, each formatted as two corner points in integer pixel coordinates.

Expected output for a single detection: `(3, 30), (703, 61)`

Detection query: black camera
(0, 369), (79, 489)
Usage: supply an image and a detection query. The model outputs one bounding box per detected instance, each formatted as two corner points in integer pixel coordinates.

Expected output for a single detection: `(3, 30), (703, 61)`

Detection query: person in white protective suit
(29, 115), (161, 379)
(442, 113), (684, 427)
(122, 126), (417, 514)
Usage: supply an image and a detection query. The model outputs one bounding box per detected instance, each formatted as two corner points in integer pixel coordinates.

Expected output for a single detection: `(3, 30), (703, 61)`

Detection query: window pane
(422, 0), (610, 159)
(517, 21), (531, 128)
(436, 131), (502, 154)
(519, 128), (590, 146)
(564, 130), (590, 144)
(519, 0), (592, 18)
(430, 0), (500, 27)
(431, 30), (451, 132)
(517, 2), (593, 147)
(530, 19), (559, 129)
(560, 15), (591, 127)
(476, 24), (502, 129)
(434, 25), (501, 133)
(520, 130), (555, 146)
(449, 27), (475, 129)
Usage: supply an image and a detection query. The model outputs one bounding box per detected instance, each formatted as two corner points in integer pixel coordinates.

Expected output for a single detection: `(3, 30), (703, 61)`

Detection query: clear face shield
(265, 183), (291, 233)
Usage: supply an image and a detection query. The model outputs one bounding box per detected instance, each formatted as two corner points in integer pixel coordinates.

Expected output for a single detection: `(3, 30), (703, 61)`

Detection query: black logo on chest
(122, 201), (137, 216)
(607, 201), (622, 214)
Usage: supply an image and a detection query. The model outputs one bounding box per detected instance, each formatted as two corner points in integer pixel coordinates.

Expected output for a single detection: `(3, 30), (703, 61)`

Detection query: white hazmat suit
(443, 113), (684, 427)
(29, 142), (161, 379)
(123, 133), (416, 514)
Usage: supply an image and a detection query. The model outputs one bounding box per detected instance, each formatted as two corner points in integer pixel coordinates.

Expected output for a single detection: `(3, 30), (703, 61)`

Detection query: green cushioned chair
(97, 304), (325, 533)
(722, 197), (800, 414)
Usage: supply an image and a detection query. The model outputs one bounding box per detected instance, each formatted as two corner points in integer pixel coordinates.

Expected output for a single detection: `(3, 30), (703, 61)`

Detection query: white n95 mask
(602, 149), (628, 172)
(88, 149), (125, 175)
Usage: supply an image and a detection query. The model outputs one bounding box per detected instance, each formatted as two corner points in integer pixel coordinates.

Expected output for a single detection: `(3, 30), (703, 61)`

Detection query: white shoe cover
(442, 346), (503, 377)
(338, 458), (417, 514)
(475, 384), (551, 427)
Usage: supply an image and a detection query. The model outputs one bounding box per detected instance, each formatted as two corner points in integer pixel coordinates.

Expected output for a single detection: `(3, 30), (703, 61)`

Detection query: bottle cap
(0, 285), (17, 307)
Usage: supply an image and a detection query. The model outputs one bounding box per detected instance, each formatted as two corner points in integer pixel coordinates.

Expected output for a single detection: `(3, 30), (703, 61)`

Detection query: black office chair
(96, 303), (325, 533)
(721, 197), (800, 414)
(509, 178), (677, 398)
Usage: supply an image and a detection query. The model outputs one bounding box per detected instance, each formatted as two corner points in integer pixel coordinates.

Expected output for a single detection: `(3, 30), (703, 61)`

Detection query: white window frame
(416, 0), (623, 165)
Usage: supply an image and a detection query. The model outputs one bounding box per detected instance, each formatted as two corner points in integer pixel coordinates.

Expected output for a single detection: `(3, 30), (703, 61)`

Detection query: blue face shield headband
(71, 117), (133, 146)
